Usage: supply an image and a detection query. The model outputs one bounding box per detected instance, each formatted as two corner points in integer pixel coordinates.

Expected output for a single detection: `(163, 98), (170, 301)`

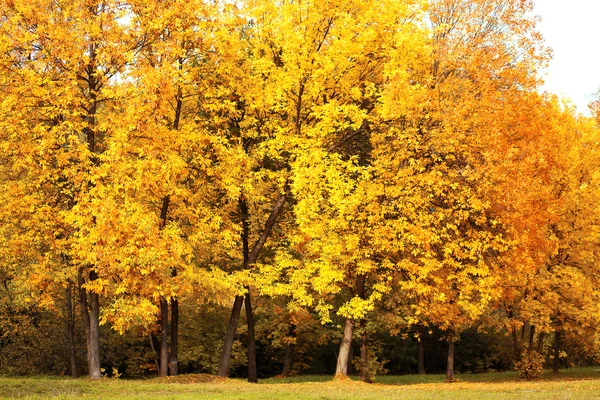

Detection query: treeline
(1, 0), (600, 383)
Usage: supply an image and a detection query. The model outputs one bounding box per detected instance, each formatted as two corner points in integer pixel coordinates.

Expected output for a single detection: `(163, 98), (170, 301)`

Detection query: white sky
(534, 0), (600, 115)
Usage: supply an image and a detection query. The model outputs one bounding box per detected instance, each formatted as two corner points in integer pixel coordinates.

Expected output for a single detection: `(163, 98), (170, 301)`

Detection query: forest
(1, 0), (600, 385)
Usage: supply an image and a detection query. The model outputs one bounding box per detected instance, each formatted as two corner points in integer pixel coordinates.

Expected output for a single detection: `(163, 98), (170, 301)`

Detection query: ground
(2, 368), (600, 399)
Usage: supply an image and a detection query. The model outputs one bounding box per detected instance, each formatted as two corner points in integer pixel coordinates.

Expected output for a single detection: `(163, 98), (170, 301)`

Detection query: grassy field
(2, 368), (600, 399)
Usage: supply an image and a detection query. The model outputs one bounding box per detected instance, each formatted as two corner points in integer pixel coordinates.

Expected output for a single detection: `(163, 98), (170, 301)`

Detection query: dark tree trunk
(528, 325), (535, 352)
(335, 318), (355, 377)
(536, 332), (545, 354)
(245, 291), (258, 383)
(446, 340), (455, 383)
(65, 284), (79, 378)
(418, 338), (425, 375)
(553, 331), (560, 375)
(360, 319), (371, 383)
(281, 325), (295, 378)
(159, 298), (169, 377)
(169, 298), (179, 376)
(149, 333), (159, 374)
(218, 191), (288, 378)
(77, 270), (90, 345)
(218, 295), (244, 377)
(281, 343), (295, 377)
(512, 329), (521, 359)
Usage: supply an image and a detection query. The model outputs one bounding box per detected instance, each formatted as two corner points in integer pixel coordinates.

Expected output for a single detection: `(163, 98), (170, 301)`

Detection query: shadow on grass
(260, 367), (600, 386)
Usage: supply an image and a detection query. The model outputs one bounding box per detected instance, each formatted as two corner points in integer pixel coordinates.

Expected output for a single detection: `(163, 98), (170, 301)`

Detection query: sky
(533, 0), (600, 115)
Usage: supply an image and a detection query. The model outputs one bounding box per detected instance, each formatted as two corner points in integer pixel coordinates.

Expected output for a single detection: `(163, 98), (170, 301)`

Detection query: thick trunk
(360, 319), (371, 383)
(418, 339), (425, 375)
(335, 318), (355, 377)
(553, 331), (560, 375)
(245, 291), (258, 383)
(446, 340), (455, 383)
(218, 295), (244, 377)
(159, 299), (169, 377)
(65, 284), (79, 378)
(347, 340), (354, 375)
(169, 298), (179, 376)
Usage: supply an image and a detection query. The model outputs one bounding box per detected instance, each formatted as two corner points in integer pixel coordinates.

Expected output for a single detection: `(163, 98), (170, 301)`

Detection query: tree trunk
(245, 291), (258, 383)
(65, 284), (79, 378)
(159, 298), (169, 377)
(169, 298), (179, 376)
(281, 323), (296, 377)
(446, 340), (455, 383)
(553, 331), (560, 375)
(528, 325), (535, 352)
(536, 332), (545, 354)
(359, 319), (371, 383)
(149, 333), (159, 374)
(347, 340), (354, 375)
(77, 270), (90, 345)
(335, 318), (355, 377)
(218, 295), (244, 377)
(87, 271), (102, 379)
(281, 343), (295, 377)
(418, 338), (425, 375)
(512, 329), (520, 360)
(218, 191), (288, 378)
(354, 274), (370, 382)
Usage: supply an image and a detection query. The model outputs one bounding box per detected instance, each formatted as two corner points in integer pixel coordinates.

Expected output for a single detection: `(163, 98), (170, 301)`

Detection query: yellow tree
(0, 0), (208, 378)
(243, 0), (429, 380)
(366, 0), (548, 382)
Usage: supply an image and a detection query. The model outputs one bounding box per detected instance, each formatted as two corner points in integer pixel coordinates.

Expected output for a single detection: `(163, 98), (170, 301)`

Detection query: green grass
(2, 368), (600, 399)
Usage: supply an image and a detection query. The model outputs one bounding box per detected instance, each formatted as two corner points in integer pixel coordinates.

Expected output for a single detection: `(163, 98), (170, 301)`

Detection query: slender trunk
(553, 331), (560, 375)
(245, 291), (258, 383)
(446, 340), (455, 383)
(360, 319), (371, 383)
(512, 329), (520, 359)
(418, 339), (425, 375)
(281, 325), (295, 378)
(159, 299), (169, 377)
(87, 271), (101, 379)
(528, 325), (535, 352)
(354, 274), (368, 381)
(77, 270), (90, 345)
(335, 318), (355, 377)
(218, 191), (288, 377)
(169, 298), (179, 376)
(149, 333), (159, 374)
(218, 295), (244, 377)
(536, 332), (545, 354)
(65, 284), (79, 378)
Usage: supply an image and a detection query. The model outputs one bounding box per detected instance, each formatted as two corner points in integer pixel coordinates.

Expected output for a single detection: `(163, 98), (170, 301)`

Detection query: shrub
(514, 351), (544, 380)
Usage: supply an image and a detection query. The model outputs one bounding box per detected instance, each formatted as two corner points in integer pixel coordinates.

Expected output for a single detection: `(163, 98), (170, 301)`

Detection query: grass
(2, 368), (600, 399)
